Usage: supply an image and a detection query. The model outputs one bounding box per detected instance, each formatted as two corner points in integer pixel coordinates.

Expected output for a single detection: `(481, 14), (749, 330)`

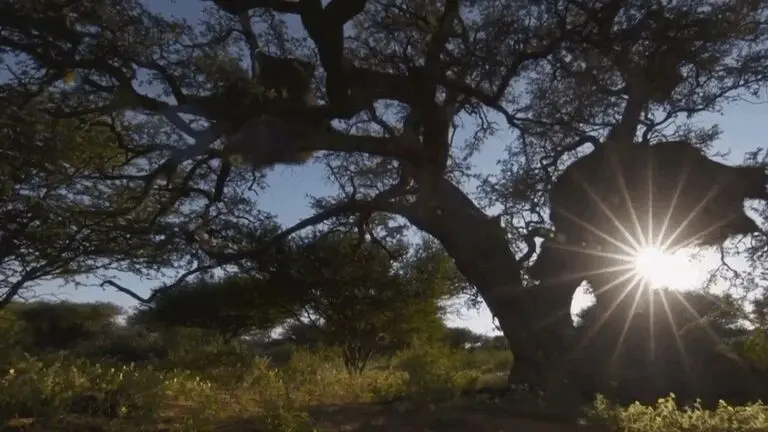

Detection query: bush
(0, 309), (27, 370)
(0, 354), (214, 426)
(256, 398), (316, 432)
(394, 344), (481, 401)
(276, 348), (407, 405)
(460, 347), (514, 374)
(157, 328), (259, 378)
(8, 341), (767, 431)
(74, 329), (168, 364)
(583, 394), (768, 431)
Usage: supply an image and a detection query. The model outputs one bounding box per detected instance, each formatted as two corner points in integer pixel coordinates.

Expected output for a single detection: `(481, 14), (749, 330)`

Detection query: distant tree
(130, 274), (303, 340)
(443, 327), (487, 350)
(279, 321), (326, 349)
(7, 301), (122, 351)
(751, 290), (768, 328)
(281, 233), (462, 373)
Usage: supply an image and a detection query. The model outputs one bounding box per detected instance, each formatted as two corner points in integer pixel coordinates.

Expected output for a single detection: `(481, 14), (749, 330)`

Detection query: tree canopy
(2, 301), (122, 352)
(130, 274), (301, 339)
(269, 232), (463, 372)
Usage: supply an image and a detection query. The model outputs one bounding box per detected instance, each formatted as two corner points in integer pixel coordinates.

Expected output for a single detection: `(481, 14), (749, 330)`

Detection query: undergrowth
(582, 393), (768, 431)
(1, 345), (766, 431)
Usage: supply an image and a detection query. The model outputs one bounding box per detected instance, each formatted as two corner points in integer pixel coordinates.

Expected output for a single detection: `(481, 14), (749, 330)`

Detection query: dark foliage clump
(550, 140), (767, 251)
(533, 140), (767, 289)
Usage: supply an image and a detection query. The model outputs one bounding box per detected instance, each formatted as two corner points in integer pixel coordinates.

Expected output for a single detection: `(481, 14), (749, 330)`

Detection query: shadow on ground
(216, 399), (609, 432)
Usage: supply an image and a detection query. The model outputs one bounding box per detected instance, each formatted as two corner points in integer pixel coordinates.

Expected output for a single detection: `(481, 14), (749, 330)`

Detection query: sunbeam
(632, 247), (701, 290)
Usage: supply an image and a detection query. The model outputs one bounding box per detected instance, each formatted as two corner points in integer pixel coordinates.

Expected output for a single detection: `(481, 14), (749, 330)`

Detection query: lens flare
(633, 247), (701, 290)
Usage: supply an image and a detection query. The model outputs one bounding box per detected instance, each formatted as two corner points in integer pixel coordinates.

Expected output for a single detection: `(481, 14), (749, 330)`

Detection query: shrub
(257, 398), (316, 432)
(0, 355), (214, 426)
(583, 394), (768, 431)
(394, 344), (481, 401)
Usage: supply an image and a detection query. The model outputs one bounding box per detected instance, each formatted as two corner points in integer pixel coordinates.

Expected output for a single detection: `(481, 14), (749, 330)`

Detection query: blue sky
(26, 1), (768, 334)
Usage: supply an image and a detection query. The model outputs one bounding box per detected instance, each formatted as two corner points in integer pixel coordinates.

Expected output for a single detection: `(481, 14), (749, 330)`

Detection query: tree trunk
(396, 178), (573, 388)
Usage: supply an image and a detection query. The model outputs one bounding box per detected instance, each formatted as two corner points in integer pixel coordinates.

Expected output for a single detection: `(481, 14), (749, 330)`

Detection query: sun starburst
(632, 246), (701, 290)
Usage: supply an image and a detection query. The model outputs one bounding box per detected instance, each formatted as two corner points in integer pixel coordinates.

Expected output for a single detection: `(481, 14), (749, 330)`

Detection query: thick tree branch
(212, 0), (303, 15)
(194, 184), (412, 264)
(0, 276), (33, 309)
(317, 128), (417, 159)
(517, 227), (553, 265)
(300, 0), (368, 104)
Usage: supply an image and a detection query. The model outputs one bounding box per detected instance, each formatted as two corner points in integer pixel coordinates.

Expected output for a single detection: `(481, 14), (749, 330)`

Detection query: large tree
(2, 0), (768, 390)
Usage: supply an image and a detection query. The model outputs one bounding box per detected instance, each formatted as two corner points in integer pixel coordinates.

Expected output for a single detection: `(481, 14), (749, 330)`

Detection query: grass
(582, 394), (768, 432)
(0, 345), (766, 431)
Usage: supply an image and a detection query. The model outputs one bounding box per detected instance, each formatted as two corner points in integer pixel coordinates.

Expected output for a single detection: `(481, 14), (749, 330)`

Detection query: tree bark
(395, 178), (572, 388)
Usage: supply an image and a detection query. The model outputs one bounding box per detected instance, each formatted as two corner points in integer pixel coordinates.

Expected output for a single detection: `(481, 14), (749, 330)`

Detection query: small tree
(7, 301), (122, 352)
(282, 233), (461, 373)
(130, 274), (303, 340)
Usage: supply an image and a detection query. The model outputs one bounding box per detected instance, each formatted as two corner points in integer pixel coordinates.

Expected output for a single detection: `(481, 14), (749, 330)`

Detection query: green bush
(74, 329), (169, 364)
(276, 348), (407, 405)
(158, 328), (258, 377)
(0, 355), (214, 425)
(583, 394), (768, 431)
(460, 347), (514, 374)
(256, 398), (316, 432)
(0, 309), (27, 370)
(394, 344), (481, 401)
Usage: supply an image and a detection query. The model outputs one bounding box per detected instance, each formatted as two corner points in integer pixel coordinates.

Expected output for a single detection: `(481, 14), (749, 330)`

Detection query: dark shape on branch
(548, 139), (767, 254)
(217, 52), (321, 170)
(527, 139), (768, 372)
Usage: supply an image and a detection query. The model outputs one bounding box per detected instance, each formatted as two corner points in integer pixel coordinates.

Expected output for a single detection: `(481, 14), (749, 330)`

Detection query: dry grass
(1, 346), (767, 431)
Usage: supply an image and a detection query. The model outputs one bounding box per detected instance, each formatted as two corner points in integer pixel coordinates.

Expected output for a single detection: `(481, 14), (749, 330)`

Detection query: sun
(632, 247), (701, 290)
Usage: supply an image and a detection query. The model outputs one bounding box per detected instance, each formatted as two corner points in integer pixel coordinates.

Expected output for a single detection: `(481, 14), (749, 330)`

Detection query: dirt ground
(216, 399), (610, 432)
(315, 405), (607, 431)
(4, 397), (610, 431)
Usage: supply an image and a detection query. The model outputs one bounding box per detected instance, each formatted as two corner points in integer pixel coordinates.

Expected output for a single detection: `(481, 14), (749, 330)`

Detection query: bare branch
(101, 264), (216, 303)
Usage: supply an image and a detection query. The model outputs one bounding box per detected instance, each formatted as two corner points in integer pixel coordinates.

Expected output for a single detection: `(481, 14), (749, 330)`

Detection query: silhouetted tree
(6, 301), (121, 352)
(130, 274), (303, 340)
(2, 0), (768, 389)
(443, 327), (487, 350)
(281, 233), (460, 372)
